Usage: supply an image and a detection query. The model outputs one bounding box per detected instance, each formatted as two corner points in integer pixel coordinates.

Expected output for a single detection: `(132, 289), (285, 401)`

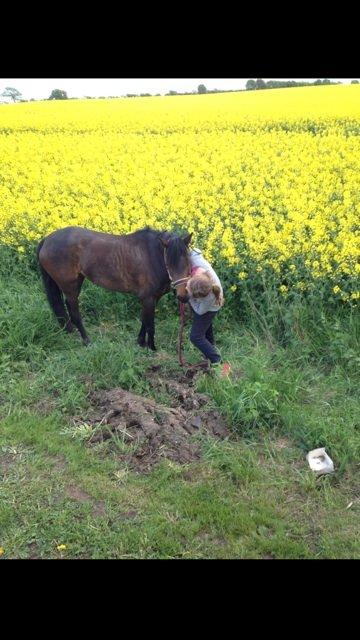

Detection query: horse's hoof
(137, 338), (146, 348)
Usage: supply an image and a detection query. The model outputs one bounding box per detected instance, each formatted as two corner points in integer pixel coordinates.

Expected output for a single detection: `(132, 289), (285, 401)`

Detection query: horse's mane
(132, 226), (162, 240)
(132, 227), (189, 269)
(165, 235), (189, 270)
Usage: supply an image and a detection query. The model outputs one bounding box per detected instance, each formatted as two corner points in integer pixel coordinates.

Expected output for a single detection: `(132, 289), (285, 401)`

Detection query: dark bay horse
(37, 226), (192, 349)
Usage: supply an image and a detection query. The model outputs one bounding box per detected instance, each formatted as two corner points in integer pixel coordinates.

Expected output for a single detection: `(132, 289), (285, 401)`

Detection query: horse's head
(161, 232), (192, 302)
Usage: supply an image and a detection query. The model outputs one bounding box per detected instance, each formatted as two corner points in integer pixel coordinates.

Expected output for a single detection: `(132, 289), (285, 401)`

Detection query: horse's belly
(79, 248), (151, 294)
(81, 267), (133, 293)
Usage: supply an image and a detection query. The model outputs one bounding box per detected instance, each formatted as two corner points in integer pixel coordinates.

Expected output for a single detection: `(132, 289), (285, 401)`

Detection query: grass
(0, 258), (359, 559)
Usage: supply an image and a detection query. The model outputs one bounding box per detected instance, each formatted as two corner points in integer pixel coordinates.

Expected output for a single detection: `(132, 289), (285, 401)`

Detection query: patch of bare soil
(84, 365), (230, 473)
(65, 485), (106, 518)
(0, 453), (16, 474)
(48, 454), (68, 472)
(27, 541), (41, 559)
(272, 438), (292, 450)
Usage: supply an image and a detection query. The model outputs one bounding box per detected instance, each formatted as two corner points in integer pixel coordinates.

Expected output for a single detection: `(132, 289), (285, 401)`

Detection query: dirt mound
(85, 368), (229, 473)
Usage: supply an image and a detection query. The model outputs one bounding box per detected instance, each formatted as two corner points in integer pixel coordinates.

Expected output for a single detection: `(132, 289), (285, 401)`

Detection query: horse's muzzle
(177, 294), (189, 303)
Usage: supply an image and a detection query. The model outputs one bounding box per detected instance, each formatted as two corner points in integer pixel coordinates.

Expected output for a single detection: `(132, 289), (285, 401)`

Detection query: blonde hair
(187, 271), (223, 306)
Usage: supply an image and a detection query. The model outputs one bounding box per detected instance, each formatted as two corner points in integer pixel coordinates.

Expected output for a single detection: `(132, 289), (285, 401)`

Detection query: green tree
(351, 80), (359, 84)
(49, 89), (68, 100)
(255, 79), (266, 90)
(198, 84), (207, 94)
(1, 87), (22, 102)
(246, 79), (256, 90)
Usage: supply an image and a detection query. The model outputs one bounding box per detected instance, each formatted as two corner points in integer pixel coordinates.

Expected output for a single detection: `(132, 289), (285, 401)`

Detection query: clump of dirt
(84, 365), (229, 473)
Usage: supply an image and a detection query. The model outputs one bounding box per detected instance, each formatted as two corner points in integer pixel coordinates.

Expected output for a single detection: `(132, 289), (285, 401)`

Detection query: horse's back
(42, 226), (118, 247)
(39, 227), (120, 263)
(38, 226), (167, 295)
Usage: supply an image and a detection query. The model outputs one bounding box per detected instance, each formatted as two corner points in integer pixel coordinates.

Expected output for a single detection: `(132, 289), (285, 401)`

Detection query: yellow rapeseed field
(0, 85), (359, 301)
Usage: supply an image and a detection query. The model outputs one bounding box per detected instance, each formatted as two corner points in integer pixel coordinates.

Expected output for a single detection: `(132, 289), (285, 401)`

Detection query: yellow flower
(230, 285), (237, 292)
(0, 547), (4, 556)
(0, 86), (359, 296)
(57, 544), (67, 551)
(333, 285), (341, 294)
(279, 285), (288, 294)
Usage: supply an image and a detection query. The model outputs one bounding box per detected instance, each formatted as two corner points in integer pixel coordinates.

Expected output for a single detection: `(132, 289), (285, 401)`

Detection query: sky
(0, 79), (358, 101)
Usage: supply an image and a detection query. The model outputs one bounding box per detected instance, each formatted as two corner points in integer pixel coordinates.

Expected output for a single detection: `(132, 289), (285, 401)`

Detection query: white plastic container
(306, 448), (334, 475)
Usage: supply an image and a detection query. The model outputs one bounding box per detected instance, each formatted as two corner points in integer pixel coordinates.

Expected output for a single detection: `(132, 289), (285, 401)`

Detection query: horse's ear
(160, 236), (170, 247)
(183, 233), (192, 246)
(160, 232), (171, 247)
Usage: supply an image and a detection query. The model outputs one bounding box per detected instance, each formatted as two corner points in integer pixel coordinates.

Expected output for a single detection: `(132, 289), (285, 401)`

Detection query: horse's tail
(37, 239), (69, 328)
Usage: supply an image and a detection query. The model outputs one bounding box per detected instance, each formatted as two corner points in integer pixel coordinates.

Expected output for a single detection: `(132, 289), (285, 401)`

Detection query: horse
(37, 226), (192, 350)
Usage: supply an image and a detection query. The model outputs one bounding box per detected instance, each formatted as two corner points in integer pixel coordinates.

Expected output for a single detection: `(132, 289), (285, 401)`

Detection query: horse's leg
(63, 278), (90, 346)
(137, 322), (147, 347)
(64, 275), (84, 335)
(64, 275), (84, 308)
(140, 297), (157, 351)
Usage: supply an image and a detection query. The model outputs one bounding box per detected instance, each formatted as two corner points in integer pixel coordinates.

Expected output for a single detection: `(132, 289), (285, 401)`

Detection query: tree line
(1, 81), (359, 103)
(245, 79), (353, 90)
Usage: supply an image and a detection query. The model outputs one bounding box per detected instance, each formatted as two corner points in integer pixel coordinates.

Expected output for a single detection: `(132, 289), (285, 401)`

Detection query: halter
(163, 248), (191, 289)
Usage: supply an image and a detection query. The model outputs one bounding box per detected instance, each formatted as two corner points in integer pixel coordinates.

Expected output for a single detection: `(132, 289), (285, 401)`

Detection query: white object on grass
(306, 448), (334, 475)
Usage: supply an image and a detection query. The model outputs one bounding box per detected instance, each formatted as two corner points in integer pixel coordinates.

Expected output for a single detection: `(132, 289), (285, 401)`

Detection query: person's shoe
(210, 361), (231, 377)
(220, 362), (231, 377)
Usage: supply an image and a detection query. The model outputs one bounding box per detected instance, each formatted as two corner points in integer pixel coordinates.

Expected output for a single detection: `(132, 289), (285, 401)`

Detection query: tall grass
(0, 246), (359, 469)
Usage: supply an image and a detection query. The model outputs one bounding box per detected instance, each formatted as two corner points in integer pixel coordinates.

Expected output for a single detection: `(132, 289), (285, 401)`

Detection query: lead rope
(178, 302), (186, 367)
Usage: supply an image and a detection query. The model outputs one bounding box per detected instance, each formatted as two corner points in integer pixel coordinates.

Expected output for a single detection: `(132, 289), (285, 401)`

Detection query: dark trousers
(190, 310), (221, 363)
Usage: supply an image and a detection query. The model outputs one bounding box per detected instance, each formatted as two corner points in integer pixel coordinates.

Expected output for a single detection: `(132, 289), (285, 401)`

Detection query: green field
(0, 248), (359, 559)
